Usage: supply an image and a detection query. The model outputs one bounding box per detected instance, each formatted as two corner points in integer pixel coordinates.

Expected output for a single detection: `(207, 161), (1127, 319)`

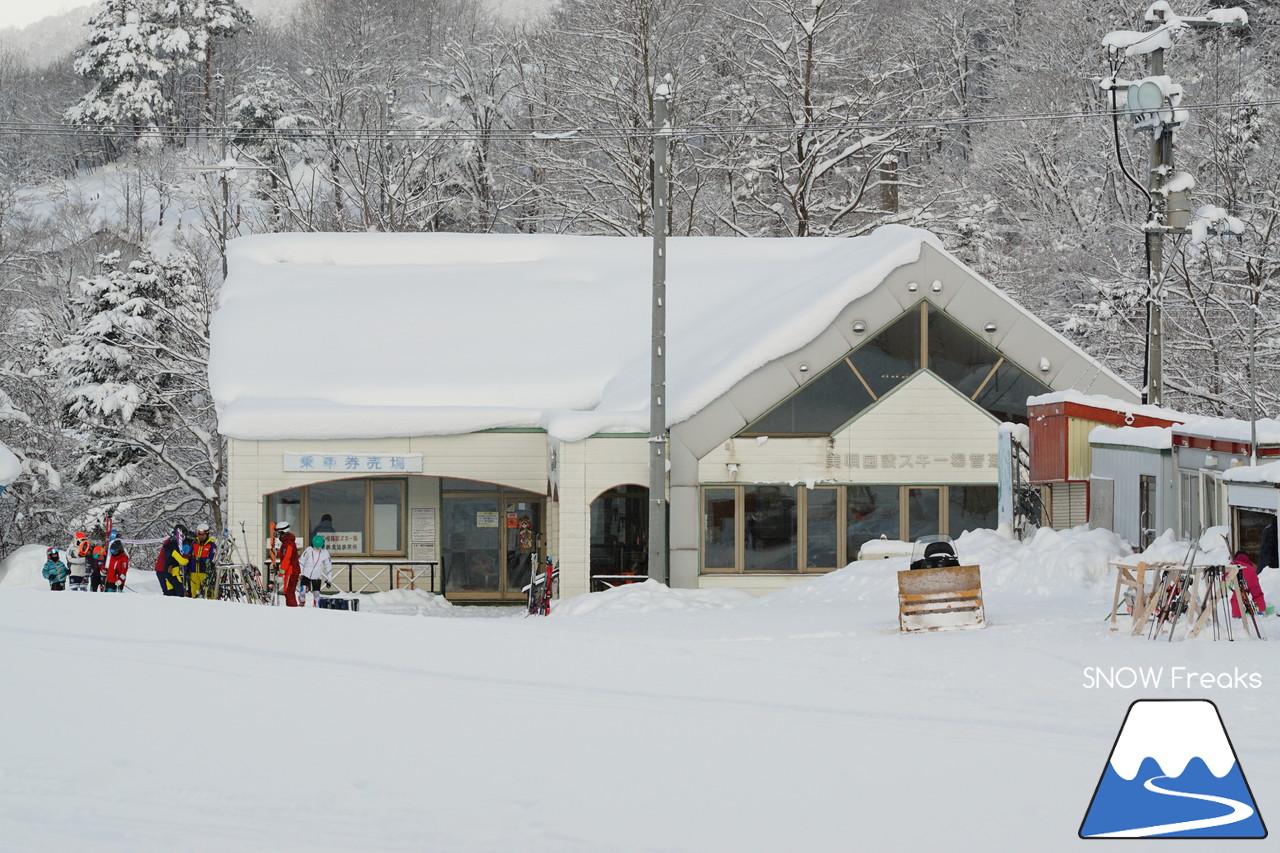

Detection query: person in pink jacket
(1230, 552), (1268, 618)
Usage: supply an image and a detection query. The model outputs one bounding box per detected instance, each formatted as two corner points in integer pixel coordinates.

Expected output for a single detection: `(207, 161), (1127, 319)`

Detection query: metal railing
(330, 561), (442, 595)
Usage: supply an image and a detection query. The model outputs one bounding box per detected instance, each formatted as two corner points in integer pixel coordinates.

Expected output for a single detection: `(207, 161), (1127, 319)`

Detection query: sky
(0, 0), (84, 30)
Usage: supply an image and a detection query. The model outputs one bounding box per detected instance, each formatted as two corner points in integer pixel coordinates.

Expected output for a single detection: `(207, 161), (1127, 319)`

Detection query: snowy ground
(1, 527), (1277, 852)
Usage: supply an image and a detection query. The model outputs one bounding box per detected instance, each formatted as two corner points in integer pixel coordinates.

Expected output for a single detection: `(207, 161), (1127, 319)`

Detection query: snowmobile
(897, 534), (985, 632)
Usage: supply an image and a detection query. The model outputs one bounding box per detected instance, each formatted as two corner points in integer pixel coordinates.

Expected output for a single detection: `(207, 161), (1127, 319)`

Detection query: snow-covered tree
(51, 250), (224, 533)
(151, 0), (253, 125)
(66, 0), (171, 144)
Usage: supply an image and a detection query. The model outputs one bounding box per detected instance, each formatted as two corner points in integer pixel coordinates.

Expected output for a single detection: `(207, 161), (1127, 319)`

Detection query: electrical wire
(0, 97), (1276, 143)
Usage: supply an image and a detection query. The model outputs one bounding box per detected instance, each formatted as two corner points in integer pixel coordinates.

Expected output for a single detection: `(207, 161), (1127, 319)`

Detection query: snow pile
(0, 544), (50, 590)
(0, 440), (19, 488)
(1116, 526), (1232, 567)
(553, 579), (754, 617)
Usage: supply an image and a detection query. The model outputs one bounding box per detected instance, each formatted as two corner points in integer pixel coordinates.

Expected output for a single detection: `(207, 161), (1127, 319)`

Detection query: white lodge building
(209, 227), (1136, 601)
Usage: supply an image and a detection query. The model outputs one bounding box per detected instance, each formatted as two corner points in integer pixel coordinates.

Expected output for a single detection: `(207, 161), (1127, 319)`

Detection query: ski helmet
(109, 540), (123, 555)
(92, 545), (105, 559)
(274, 521), (290, 532)
(196, 523), (210, 534)
(108, 529), (120, 540)
(312, 535), (325, 548)
(46, 547), (59, 559)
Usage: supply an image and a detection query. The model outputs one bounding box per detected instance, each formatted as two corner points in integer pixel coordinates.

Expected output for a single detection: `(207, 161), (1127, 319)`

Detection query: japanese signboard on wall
(323, 532), (363, 554)
(283, 453), (423, 474)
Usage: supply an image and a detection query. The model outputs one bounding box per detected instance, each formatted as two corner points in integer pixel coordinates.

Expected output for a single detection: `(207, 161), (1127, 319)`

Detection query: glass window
(907, 487), (941, 540)
(948, 485), (998, 538)
(744, 485), (797, 571)
(309, 480), (367, 555)
(743, 360), (874, 436)
(268, 488), (303, 540)
(1202, 474), (1222, 529)
(443, 496), (501, 592)
(846, 485), (901, 559)
(972, 361), (1047, 424)
(848, 308), (920, 397)
(927, 306), (1001, 397)
(806, 488), (839, 568)
(1180, 473), (1200, 537)
(371, 480), (404, 552)
(703, 488), (737, 569)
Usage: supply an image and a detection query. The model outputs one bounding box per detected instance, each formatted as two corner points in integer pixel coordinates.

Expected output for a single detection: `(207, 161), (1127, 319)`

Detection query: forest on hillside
(0, 0), (1277, 552)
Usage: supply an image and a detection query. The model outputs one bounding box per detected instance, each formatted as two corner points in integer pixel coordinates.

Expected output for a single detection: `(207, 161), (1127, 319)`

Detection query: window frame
(265, 477), (409, 558)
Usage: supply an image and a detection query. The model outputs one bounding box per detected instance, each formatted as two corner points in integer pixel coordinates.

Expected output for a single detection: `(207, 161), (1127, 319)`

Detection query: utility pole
(1107, 4), (1248, 407)
(648, 76), (672, 585)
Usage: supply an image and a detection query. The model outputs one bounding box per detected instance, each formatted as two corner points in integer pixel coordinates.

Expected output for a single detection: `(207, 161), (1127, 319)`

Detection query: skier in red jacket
(276, 521), (302, 607)
(104, 538), (129, 591)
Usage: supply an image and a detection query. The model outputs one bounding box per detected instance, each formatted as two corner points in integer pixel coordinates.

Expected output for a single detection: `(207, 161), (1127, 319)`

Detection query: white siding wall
(227, 433), (549, 570)
(555, 436), (649, 598)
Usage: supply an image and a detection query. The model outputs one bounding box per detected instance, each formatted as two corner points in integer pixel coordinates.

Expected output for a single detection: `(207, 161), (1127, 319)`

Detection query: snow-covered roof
(1089, 425), (1172, 450)
(0, 441), (19, 488)
(1027, 390), (1188, 424)
(210, 226), (945, 441)
(1174, 416), (1280, 445)
(1223, 461), (1280, 485)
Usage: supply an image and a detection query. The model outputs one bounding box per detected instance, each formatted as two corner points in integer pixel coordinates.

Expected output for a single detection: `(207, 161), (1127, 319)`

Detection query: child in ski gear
(67, 531), (90, 590)
(154, 528), (189, 596)
(189, 524), (217, 598)
(298, 534), (333, 607)
(43, 548), (69, 590)
(275, 521), (301, 607)
(88, 543), (107, 592)
(105, 539), (129, 591)
(1230, 551), (1267, 618)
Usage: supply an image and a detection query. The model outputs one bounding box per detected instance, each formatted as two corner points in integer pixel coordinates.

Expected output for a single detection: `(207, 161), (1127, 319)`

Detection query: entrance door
(907, 487), (942, 541)
(504, 500), (542, 595)
(441, 485), (544, 600)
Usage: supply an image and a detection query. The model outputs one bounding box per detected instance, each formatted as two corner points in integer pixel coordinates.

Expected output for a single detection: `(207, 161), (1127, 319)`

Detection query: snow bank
(0, 544), (49, 590)
(0, 440), (19, 487)
(553, 579), (754, 617)
(1224, 460), (1280, 484)
(1115, 525), (1232, 567)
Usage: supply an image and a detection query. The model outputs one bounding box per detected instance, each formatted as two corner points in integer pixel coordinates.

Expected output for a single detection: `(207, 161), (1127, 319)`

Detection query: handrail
(329, 560), (442, 595)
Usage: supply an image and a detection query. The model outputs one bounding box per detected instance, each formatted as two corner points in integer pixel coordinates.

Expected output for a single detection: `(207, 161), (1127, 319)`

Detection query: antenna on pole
(1101, 3), (1248, 408)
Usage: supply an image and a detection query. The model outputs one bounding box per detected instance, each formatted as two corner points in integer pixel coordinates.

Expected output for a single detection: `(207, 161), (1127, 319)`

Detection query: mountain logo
(1080, 699), (1266, 839)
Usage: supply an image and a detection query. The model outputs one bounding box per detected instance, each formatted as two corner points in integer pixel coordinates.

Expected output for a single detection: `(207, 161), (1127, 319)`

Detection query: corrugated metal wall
(1049, 482), (1089, 529)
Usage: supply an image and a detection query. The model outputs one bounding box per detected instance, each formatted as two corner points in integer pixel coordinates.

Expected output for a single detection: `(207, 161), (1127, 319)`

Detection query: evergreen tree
(66, 0), (171, 144)
(51, 250), (224, 532)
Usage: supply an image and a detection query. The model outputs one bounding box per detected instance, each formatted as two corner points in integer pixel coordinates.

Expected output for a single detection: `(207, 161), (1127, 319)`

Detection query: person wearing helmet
(105, 538), (129, 592)
(298, 534), (334, 607)
(88, 543), (108, 592)
(42, 547), (70, 591)
(67, 531), (90, 591)
(275, 521), (302, 607)
(189, 524), (218, 599)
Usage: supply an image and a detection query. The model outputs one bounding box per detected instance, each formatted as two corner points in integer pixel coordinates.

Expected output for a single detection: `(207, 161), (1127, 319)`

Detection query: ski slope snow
(1, 527), (1277, 852)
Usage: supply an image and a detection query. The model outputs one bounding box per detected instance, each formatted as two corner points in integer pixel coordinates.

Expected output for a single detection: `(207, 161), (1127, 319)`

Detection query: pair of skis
(526, 556), (557, 616)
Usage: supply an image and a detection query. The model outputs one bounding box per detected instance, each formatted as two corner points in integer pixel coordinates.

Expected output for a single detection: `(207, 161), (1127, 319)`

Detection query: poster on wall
(323, 532), (362, 554)
(476, 511), (500, 528)
(410, 507), (437, 562)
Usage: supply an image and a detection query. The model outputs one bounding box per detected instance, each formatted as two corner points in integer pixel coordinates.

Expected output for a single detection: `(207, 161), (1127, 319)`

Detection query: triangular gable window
(740, 303), (1049, 437)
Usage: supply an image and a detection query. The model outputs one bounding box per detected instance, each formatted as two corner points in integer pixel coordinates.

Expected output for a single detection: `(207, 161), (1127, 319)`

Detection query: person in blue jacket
(42, 547), (70, 590)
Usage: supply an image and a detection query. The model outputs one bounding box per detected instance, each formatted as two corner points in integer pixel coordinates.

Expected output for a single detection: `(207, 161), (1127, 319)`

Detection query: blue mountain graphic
(1081, 756), (1266, 838)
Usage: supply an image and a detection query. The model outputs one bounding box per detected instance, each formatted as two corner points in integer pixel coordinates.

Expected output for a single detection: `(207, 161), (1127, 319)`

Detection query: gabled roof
(209, 226), (1136, 443)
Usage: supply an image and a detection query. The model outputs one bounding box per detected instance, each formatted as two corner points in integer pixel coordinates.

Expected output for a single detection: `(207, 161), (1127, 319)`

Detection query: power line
(0, 97), (1277, 144)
